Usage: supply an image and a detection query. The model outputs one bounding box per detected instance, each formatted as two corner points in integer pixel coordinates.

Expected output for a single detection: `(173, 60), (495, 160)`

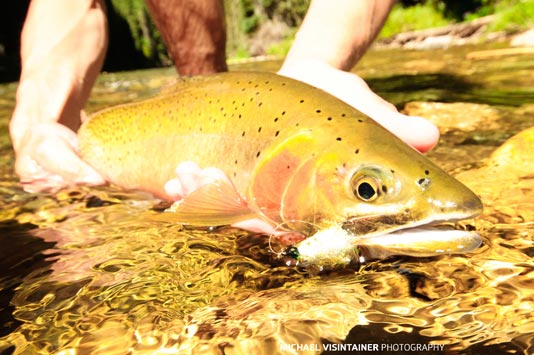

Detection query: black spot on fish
(275, 130), (280, 137)
(358, 119), (363, 122)
(425, 170), (430, 175)
(327, 117), (332, 121)
(256, 151), (261, 158)
(391, 169), (395, 174)
(382, 185), (388, 194)
(341, 113), (346, 117)
(295, 123), (300, 127)
(282, 111), (286, 116)
(241, 88), (246, 92)
(274, 117), (278, 122)
(355, 149), (359, 154)
(282, 82), (286, 86)
(238, 114), (242, 119)
(234, 159), (238, 164)
(258, 127), (262, 133)
(299, 99), (305, 103)
(316, 109), (321, 113)
(242, 131), (246, 137)
(258, 102), (263, 107)
(337, 137), (342, 141)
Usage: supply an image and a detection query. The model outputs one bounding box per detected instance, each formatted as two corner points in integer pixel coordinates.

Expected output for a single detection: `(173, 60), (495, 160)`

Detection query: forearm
(282, 0), (395, 71)
(11, 0), (107, 149)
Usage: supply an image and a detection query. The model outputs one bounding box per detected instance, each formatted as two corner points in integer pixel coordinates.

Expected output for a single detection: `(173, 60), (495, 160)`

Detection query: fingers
(14, 123), (105, 193)
(278, 60), (440, 152)
(164, 161), (232, 201)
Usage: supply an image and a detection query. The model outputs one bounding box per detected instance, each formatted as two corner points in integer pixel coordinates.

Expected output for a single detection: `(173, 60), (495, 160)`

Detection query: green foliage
(239, 0), (261, 33)
(400, 0), (491, 20)
(379, 2), (451, 38)
(234, 46), (251, 59)
(489, 0), (534, 32)
(109, 0), (168, 64)
(266, 29), (297, 56)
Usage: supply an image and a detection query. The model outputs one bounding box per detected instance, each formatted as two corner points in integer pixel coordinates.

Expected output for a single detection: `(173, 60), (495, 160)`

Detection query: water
(1, 43), (533, 354)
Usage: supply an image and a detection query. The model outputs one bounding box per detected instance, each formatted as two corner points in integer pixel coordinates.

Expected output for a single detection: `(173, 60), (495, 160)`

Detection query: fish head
(274, 120), (484, 269)
(280, 120), (483, 237)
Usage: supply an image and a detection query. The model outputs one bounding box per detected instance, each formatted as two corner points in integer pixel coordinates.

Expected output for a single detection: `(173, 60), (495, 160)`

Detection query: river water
(0, 42), (533, 354)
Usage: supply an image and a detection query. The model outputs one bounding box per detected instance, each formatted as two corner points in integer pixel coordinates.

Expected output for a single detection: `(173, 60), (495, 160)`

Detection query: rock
(456, 126), (534, 223)
(511, 28), (534, 47)
(402, 102), (501, 132)
(404, 35), (454, 50)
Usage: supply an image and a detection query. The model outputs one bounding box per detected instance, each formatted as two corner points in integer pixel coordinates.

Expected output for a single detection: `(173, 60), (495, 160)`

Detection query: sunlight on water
(0, 43), (533, 354)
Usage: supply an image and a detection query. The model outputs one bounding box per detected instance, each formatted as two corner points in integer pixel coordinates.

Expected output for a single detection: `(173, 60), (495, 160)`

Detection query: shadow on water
(368, 73), (534, 107)
(0, 221), (56, 353)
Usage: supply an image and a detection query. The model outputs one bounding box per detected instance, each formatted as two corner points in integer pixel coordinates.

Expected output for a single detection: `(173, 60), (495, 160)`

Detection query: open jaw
(280, 216), (482, 270)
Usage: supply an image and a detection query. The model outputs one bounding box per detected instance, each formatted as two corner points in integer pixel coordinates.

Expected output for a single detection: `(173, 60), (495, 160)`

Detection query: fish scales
(79, 72), (370, 198)
(79, 71), (483, 267)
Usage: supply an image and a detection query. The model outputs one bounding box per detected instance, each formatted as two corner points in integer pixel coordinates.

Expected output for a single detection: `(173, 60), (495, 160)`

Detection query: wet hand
(278, 60), (440, 153)
(10, 122), (105, 193)
(163, 161), (233, 200)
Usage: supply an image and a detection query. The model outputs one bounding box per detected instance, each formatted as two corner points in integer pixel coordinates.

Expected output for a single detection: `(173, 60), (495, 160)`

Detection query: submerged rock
(457, 126), (534, 224)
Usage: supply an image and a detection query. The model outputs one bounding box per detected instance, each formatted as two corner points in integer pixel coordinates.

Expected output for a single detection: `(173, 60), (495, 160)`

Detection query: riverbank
(243, 7), (533, 63)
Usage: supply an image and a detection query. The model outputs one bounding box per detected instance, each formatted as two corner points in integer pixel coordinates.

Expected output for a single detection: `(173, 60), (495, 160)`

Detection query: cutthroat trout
(79, 72), (483, 268)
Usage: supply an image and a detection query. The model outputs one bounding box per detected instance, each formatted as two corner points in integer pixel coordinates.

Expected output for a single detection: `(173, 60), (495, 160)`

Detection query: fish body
(79, 72), (483, 265)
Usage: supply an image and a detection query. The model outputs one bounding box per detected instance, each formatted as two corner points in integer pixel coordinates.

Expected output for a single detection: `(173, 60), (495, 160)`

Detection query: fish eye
(349, 165), (399, 202)
(353, 176), (380, 202)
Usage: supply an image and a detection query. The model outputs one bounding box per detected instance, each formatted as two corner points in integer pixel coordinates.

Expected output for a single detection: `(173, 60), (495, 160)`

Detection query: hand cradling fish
(78, 72), (483, 270)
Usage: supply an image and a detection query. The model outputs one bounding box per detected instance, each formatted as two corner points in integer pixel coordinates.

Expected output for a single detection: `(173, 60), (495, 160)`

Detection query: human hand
(278, 60), (440, 153)
(10, 120), (105, 193)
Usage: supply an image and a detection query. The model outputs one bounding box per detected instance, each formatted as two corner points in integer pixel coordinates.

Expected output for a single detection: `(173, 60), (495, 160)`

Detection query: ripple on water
(1, 45), (534, 354)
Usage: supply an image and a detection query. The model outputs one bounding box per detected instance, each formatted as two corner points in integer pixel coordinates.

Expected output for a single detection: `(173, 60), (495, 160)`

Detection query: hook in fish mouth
(276, 222), (482, 271)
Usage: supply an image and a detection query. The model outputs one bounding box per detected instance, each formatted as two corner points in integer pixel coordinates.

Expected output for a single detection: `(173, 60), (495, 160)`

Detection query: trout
(78, 72), (483, 268)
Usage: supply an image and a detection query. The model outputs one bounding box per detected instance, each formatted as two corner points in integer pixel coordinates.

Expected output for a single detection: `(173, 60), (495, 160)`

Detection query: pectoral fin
(155, 180), (258, 226)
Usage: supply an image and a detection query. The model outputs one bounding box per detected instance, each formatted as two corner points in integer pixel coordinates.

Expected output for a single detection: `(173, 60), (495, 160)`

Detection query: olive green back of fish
(78, 72), (373, 198)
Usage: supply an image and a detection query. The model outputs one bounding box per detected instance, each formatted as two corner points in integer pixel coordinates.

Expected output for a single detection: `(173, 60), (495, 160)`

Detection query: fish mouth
(278, 215), (482, 270)
(341, 211), (482, 260)
(355, 223), (482, 260)
(341, 207), (480, 240)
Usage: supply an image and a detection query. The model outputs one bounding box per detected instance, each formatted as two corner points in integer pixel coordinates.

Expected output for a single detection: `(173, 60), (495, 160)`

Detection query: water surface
(0, 43), (533, 354)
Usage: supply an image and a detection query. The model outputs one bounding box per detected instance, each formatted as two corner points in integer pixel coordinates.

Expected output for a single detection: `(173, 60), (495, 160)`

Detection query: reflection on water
(1, 43), (533, 354)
